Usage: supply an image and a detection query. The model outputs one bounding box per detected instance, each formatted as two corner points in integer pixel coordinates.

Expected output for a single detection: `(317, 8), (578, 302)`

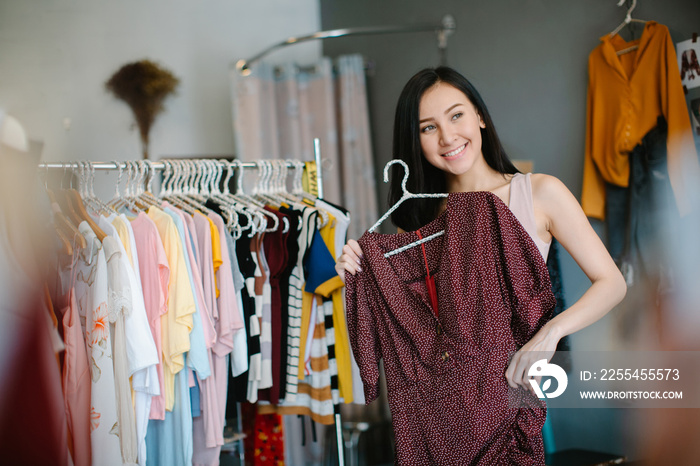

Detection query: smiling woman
(335, 66), (627, 464)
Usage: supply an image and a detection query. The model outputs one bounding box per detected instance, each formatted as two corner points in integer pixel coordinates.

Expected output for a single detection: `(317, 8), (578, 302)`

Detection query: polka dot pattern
(345, 191), (556, 465)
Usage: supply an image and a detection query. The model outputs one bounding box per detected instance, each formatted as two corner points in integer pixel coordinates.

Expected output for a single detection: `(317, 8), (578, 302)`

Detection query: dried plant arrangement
(105, 59), (179, 159)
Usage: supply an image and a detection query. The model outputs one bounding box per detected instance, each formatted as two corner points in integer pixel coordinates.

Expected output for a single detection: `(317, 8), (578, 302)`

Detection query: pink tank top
(508, 173), (551, 261)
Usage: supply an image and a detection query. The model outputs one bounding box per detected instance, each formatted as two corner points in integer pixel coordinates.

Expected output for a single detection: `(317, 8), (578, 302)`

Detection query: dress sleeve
(344, 256), (382, 405)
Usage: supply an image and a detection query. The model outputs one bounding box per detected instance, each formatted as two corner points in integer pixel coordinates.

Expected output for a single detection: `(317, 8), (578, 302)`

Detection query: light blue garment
(163, 207), (211, 380)
(145, 364), (193, 466)
(189, 372), (201, 418)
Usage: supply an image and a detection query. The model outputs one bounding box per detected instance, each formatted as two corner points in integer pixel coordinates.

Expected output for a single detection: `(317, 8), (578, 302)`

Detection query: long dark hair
(388, 66), (518, 231)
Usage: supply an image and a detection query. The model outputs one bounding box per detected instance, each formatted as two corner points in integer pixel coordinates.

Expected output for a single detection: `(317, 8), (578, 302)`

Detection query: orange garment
(582, 21), (699, 220)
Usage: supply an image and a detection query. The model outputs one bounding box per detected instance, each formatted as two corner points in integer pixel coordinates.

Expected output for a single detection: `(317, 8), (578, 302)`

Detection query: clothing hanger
(238, 161), (271, 237)
(161, 160), (200, 215)
(270, 160), (302, 234)
(60, 162), (107, 241)
(275, 159), (305, 233)
(258, 160), (292, 233)
(131, 160), (160, 209)
(199, 159), (243, 239)
(125, 160), (152, 211)
(178, 160), (213, 211)
(87, 161), (119, 215)
(231, 159), (279, 233)
(253, 160), (281, 208)
(107, 160), (144, 213)
(219, 159), (265, 237)
(158, 160), (193, 213)
(56, 165), (84, 226)
(203, 159), (253, 240)
(278, 159), (324, 216)
(283, 159), (330, 230)
(366, 159), (448, 257)
(79, 161), (118, 216)
(195, 159), (263, 238)
(368, 159), (448, 233)
(251, 160), (297, 233)
(43, 166), (85, 252)
(185, 159), (234, 219)
(253, 161), (283, 232)
(75, 161), (97, 214)
(107, 160), (125, 211)
(609, 0), (648, 55)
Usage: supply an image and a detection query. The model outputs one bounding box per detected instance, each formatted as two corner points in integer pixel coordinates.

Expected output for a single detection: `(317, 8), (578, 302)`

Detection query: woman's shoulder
(528, 173), (581, 219)
(528, 173), (571, 198)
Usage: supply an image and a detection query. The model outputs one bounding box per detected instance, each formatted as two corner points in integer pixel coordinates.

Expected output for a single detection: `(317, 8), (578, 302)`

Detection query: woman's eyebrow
(419, 103), (464, 123)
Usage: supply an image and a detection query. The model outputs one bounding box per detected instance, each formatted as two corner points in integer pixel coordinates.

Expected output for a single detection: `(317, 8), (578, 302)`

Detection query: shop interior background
(2, 0), (699, 462)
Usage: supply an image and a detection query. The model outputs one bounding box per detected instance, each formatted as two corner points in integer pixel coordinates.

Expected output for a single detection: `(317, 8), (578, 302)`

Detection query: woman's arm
(505, 174), (627, 392)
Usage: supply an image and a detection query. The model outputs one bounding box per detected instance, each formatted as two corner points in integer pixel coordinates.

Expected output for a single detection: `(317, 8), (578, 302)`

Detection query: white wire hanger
(366, 159), (449, 258)
(609, 0), (648, 55)
(368, 159), (448, 233)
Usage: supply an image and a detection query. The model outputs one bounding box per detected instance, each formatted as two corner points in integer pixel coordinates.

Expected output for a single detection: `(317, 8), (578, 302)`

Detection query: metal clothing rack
(38, 141), (325, 201)
(39, 138), (350, 466)
(236, 14), (456, 74)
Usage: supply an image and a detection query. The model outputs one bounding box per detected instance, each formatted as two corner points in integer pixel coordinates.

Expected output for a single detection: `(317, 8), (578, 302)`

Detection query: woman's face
(418, 82), (485, 177)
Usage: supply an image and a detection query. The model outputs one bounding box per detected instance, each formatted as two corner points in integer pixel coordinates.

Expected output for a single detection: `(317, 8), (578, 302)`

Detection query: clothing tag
(302, 161), (319, 197)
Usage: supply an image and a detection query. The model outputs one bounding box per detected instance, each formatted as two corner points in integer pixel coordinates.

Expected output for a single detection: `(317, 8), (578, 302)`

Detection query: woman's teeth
(443, 143), (466, 158)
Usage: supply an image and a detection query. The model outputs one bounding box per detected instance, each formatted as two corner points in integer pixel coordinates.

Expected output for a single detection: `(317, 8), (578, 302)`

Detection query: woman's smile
(442, 143), (467, 158)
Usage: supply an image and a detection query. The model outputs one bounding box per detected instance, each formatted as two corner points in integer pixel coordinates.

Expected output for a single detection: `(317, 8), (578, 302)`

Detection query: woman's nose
(439, 127), (456, 146)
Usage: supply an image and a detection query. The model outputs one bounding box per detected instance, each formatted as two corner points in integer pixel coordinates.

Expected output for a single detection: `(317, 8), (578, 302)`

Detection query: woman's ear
(478, 115), (486, 129)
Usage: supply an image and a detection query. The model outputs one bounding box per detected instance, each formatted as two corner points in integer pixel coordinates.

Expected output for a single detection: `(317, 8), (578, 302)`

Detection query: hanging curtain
(230, 54), (378, 240)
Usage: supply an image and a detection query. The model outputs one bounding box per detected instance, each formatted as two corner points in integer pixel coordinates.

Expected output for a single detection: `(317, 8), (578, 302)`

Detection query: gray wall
(0, 0), (321, 164)
(321, 0), (700, 459)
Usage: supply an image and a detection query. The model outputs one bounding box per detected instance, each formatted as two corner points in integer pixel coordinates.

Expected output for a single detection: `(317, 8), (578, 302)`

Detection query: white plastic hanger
(609, 0), (648, 55)
(160, 160), (198, 215)
(208, 160), (245, 239)
(108, 160), (142, 213)
(78, 160), (115, 215)
(228, 159), (277, 235)
(366, 159), (449, 258)
(205, 159), (252, 240)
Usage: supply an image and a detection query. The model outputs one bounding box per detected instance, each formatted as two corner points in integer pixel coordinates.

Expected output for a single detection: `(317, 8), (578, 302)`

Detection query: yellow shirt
(315, 212), (353, 403)
(111, 216), (134, 268)
(582, 21), (699, 220)
(147, 206), (195, 411)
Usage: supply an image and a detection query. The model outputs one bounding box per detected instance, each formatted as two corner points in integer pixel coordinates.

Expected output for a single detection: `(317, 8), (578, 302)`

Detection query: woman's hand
(504, 323), (562, 395)
(335, 239), (364, 284)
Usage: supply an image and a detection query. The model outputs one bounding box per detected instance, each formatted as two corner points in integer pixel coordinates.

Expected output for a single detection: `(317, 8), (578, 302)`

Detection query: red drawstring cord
(416, 230), (438, 317)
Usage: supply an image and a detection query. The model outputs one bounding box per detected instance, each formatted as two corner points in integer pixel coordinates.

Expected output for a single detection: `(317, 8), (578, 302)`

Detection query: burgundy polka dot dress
(345, 191), (556, 465)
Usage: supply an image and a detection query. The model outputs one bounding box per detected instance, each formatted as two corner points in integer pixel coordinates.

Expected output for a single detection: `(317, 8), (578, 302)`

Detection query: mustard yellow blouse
(582, 21), (699, 219)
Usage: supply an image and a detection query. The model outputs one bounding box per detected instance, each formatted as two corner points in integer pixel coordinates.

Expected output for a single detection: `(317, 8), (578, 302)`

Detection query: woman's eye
(421, 125), (435, 133)
(451, 112), (463, 121)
